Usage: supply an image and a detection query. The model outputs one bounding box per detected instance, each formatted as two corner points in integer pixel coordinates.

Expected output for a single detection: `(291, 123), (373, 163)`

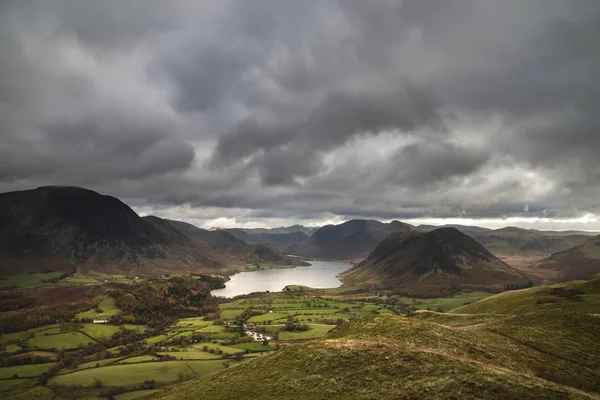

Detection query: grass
(114, 389), (159, 400)
(79, 323), (148, 340)
(4, 344), (22, 353)
(0, 379), (32, 393)
(76, 298), (121, 319)
(0, 272), (65, 289)
(0, 363), (56, 379)
(247, 312), (287, 323)
(149, 311), (600, 400)
(4, 386), (55, 400)
(453, 278), (600, 314)
(72, 357), (124, 371)
(28, 331), (95, 350)
(50, 360), (233, 387)
(229, 342), (274, 352)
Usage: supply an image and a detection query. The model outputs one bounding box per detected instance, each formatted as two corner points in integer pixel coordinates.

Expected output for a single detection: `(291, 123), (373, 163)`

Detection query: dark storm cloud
(1, 0), (600, 226)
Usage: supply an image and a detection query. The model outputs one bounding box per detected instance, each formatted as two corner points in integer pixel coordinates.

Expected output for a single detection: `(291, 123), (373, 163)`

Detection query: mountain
(0, 186), (300, 277)
(228, 225), (319, 235)
(161, 219), (302, 268)
(470, 227), (590, 257)
(417, 224), (492, 233)
(535, 234), (600, 283)
(149, 289), (600, 400)
(288, 219), (414, 260)
(341, 227), (526, 292)
(224, 229), (309, 251)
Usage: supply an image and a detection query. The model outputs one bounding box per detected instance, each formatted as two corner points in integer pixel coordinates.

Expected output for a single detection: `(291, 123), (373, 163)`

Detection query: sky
(1, 1), (600, 231)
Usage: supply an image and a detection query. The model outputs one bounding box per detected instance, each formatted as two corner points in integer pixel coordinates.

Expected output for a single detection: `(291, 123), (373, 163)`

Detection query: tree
(93, 378), (104, 388)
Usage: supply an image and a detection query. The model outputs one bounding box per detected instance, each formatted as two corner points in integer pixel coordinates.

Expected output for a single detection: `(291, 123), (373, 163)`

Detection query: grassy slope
(149, 280), (600, 400)
(452, 278), (600, 314)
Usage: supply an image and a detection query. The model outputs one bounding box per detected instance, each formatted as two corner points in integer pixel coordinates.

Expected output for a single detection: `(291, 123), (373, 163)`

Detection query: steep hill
(288, 219), (413, 260)
(150, 302), (600, 400)
(0, 186), (300, 277)
(534, 235), (600, 283)
(341, 227), (526, 293)
(471, 227), (589, 257)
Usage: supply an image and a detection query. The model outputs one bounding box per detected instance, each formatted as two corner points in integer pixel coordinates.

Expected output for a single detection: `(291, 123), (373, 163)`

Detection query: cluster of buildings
(246, 330), (272, 342)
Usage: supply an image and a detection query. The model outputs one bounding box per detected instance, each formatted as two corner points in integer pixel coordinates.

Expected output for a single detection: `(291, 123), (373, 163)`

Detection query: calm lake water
(211, 260), (351, 298)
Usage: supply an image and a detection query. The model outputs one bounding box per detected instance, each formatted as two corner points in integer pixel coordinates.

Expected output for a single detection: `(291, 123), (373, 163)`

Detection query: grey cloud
(1, 0), (600, 226)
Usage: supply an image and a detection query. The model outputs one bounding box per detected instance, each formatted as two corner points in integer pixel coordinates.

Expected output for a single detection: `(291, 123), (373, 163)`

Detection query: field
(0, 272), (65, 289)
(76, 298), (121, 319)
(50, 359), (239, 387)
(0, 363), (56, 379)
(28, 331), (96, 350)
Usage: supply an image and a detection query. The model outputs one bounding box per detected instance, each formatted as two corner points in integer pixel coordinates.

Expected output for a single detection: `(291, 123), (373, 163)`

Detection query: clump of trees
(283, 317), (309, 332)
(504, 280), (534, 291)
(110, 277), (217, 327)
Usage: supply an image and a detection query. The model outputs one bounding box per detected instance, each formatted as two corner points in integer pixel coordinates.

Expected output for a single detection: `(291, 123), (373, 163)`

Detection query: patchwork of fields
(0, 274), (496, 400)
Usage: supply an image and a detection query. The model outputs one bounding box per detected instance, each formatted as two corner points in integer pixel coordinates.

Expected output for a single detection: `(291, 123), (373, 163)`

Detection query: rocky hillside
(341, 227), (526, 292)
(288, 219), (414, 260)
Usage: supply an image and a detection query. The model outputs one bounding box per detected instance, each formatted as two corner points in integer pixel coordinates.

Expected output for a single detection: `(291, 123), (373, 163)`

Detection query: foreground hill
(453, 277), (600, 314)
(288, 219), (413, 260)
(150, 285), (600, 400)
(470, 227), (590, 257)
(534, 235), (600, 283)
(0, 186), (299, 277)
(341, 228), (526, 295)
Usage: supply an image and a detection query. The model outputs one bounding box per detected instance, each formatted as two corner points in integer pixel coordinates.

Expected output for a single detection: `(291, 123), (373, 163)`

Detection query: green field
(76, 298), (121, 319)
(114, 389), (159, 400)
(0, 272), (65, 289)
(0, 379), (32, 393)
(28, 331), (95, 350)
(0, 363), (56, 379)
(4, 386), (55, 400)
(50, 360), (232, 387)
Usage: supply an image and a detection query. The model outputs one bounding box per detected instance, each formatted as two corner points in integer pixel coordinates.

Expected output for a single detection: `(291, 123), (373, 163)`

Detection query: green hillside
(452, 278), (600, 314)
(148, 281), (600, 400)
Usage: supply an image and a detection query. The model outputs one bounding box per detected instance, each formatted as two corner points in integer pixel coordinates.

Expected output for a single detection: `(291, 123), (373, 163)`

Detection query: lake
(211, 260), (351, 298)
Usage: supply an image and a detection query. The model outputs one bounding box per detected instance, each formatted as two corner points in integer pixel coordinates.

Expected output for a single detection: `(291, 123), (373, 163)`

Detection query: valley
(0, 187), (599, 399)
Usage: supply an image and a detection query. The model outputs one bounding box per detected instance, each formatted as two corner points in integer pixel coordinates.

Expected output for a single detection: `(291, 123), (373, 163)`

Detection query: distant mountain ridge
(341, 227), (526, 293)
(470, 227), (590, 257)
(223, 229), (310, 250)
(288, 219), (414, 260)
(0, 186), (300, 277)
